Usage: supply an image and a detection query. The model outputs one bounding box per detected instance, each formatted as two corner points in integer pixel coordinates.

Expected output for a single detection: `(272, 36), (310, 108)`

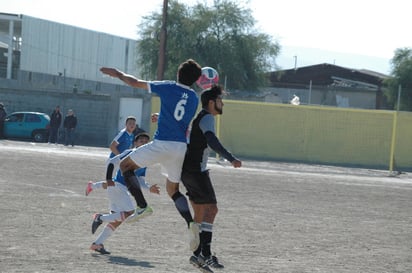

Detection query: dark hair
(125, 116), (136, 123)
(201, 84), (223, 108)
(134, 132), (150, 142)
(177, 59), (202, 86)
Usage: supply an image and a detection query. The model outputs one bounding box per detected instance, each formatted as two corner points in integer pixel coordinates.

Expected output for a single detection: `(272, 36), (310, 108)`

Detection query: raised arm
(100, 67), (149, 90)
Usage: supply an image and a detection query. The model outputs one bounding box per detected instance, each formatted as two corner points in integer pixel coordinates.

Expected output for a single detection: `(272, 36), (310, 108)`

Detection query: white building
(0, 12), (139, 82)
(0, 13), (150, 147)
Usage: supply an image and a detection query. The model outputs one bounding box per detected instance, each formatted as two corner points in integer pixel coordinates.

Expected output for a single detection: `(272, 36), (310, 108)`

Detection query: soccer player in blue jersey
(110, 116), (136, 157)
(182, 85), (242, 271)
(100, 59), (202, 249)
(86, 116), (136, 194)
(88, 133), (160, 254)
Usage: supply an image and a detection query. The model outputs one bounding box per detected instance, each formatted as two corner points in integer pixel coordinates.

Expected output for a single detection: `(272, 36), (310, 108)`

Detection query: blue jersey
(149, 81), (198, 143)
(109, 129), (134, 158)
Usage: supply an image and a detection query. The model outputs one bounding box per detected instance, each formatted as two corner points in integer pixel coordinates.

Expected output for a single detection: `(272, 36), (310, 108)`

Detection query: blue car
(4, 112), (50, 142)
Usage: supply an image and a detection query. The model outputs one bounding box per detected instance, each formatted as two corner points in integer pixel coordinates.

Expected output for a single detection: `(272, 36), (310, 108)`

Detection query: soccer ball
(196, 67), (219, 89)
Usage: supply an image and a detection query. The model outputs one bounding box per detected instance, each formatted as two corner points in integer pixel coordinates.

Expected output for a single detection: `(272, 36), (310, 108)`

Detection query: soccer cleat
(188, 222), (200, 251)
(90, 243), (110, 255)
(200, 255), (224, 269)
(189, 255), (214, 273)
(125, 206), (153, 223)
(91, 213), (102, 234)
(85, 181), (93, 196)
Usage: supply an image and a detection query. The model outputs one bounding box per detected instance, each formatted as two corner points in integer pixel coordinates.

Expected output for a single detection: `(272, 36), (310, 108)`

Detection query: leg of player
(167, 179), (194, 227)
(167, 179), (200, 252)
(191, 202), (205, 255)
(85, 180), (108, 196)
(90, 217), (125, 255)
(120, 157), (150, 211)
(91, 211), (133, 234)
(198, 204), (224, 269)
(189, 203), (214, 272)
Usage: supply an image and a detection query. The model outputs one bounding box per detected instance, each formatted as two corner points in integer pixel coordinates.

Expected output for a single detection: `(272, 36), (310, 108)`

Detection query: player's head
(134, 132), (150, 147)
(125, 116), (137, 132)
(201, 84), (224, 115)
(177, 59), (202, 87)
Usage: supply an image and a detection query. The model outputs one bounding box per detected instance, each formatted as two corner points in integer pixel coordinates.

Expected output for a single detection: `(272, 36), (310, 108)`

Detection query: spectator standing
(48, 105), (62, 144)
(0, 102), (6, 139)
(63, 109), (77, 146)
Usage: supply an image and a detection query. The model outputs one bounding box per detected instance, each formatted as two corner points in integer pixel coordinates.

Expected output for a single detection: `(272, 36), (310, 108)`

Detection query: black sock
(172, 191), (193, 227)
(123, 170), (147, 208)
(200, 230), (212, 257)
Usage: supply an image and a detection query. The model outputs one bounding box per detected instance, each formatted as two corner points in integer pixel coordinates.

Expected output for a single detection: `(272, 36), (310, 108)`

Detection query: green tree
(385, 47), (412, 110)
(136, 0), (280, 90)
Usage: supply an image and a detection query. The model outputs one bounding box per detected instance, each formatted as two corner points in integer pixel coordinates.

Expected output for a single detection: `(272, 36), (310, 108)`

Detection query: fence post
(308, 80), (312, 105)
(215, 114), (221, 161)
(389, 84), (401, 174)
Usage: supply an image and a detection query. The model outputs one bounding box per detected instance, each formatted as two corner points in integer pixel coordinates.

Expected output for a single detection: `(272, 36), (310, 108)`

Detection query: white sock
(100, 211), (126, 222)
(92, 181), (105, 190)
(94, 223), (115, 245)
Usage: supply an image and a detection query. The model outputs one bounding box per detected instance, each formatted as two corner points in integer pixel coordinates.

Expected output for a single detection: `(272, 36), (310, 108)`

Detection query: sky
(3, 0), (411, 74)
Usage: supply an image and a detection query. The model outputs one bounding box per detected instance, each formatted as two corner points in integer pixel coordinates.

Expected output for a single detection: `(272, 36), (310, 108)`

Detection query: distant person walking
(63, 109), (77, 146)
(48, 105), (62, 144)
(0, 102), (6, 139)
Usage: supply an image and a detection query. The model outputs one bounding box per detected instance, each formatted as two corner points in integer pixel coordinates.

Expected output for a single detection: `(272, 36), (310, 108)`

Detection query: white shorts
(107, 182), (135, 212)
(127, 139), (187, 183)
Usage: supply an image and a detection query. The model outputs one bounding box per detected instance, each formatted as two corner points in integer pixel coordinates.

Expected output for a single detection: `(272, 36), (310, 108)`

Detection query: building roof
(269, 63), (389, 89)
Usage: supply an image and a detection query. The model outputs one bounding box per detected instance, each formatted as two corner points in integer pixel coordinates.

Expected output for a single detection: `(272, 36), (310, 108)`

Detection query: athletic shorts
(181, 169), (217, 204)
(107, 182), (135, 212)
(128, 139), (187, 183)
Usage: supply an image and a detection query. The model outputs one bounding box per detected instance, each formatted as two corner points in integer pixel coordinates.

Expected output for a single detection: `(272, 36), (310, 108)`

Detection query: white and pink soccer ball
(196, 67), (219, 89)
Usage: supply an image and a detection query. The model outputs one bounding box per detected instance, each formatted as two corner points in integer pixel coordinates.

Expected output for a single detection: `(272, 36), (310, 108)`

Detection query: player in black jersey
(182, 84), (242, 272)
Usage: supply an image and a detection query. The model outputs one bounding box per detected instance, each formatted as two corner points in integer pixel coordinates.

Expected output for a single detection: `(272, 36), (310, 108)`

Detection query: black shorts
(181, 170), (217, 204)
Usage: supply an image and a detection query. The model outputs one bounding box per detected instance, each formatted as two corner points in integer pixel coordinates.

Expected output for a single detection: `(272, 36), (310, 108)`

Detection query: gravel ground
(1, 140), (411, 273)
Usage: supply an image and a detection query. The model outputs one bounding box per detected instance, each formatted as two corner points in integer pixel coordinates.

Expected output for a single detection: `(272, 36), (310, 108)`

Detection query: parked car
(4, 112), (50, 142)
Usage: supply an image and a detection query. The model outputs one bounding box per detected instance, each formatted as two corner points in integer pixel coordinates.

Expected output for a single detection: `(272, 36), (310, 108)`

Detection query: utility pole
(157, 0), (168, 80)
(293, 55), (297, 70)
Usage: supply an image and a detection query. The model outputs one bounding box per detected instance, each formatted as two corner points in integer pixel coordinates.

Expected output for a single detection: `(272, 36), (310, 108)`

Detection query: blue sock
(172, 191), (193, 227)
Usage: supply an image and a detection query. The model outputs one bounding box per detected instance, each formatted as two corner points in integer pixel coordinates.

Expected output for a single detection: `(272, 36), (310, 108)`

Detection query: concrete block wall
(0, 87), (112, 146)
(0, 71), (152, 147)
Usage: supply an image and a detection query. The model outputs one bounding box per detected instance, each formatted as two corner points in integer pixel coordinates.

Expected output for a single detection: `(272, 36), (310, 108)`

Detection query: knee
(120, 160), (132, 173)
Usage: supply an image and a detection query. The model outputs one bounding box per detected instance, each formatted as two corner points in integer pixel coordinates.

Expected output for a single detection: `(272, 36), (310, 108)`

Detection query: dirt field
(0, 140), (411, 273)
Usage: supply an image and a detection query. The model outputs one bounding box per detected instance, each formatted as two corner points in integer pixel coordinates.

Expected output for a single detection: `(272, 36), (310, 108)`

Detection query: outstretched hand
(100, 67), (120, 78)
